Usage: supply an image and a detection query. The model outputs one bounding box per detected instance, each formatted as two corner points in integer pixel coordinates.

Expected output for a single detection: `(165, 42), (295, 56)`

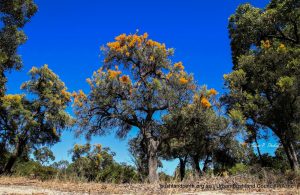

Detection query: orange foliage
(179, 77), (189, 84)
(201, 97), (211, 108)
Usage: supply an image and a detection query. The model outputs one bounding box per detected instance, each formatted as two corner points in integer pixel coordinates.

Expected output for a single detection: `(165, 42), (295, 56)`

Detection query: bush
(228, 163), (248, 175)
(14, 160), (58, 180)
(159, 172), (172, 182)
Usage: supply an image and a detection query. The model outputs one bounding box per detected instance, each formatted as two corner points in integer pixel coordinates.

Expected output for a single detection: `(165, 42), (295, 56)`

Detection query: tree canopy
(73, 33), (195, 182)
(223, 0), (300, 171)
(0, 65), (72, 173)
(0, 0), (37, 95)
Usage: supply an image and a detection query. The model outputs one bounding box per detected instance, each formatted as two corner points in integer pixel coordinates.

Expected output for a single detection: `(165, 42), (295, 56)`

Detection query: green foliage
(228, 163), (249, 175)
(14, 161), (58, 180)
(0, 65), (73, 173)
(73, 33), (195, 182)
(223, 0), (300, 171)
(67, 143), (139, 183)
(0, 0), (37, 94)
(213, 139), (254, 173)
(161, 87), (243, 179)
(33, 147), (55, 165)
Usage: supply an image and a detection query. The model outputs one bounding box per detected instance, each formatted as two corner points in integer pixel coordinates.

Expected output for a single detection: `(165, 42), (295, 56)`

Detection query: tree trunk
(146, 136), (159, 183)
(179, 156), (187, 181)
(202, 154), (210, 173)
(192, 155), (201, 178)
(281, 139), (299, 172)
(254, 136), (262, 163)
(2, 140), (24, 174)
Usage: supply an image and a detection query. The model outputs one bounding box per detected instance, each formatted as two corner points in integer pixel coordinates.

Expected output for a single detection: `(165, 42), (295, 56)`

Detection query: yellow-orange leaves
(61, 89), (71, 101)
(143, 32), (148, 39)
(73, 90), (87, 107)
(128, 34), (142, 48)
(108, 69), (122, 79)
(261, 40), (271, 49)
(119, 75), (131, 84)
(107, 41), (121, 51)
(166, 73), (172, 80)
(105, 33), (168, 63)
(179, 77), (189, 84)
(208, 88), (218, 96)
(115, 33), (126, 42)
(174, 62), (184, 70)
(200, 97), (211, 108)
(146, 39), (166, 51)
(149, 55), (155, 62)
(278, 43), (286, 52)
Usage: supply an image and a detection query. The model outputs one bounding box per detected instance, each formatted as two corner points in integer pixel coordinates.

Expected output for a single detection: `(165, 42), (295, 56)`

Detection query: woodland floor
(0, 176), (299, 194)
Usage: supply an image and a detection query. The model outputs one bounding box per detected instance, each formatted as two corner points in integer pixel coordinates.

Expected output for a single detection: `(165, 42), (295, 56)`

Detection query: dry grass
(0, 176), (299, 194)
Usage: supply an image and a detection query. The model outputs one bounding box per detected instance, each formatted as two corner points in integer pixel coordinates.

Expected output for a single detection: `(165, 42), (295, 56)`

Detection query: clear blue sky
(6, 0), (272, 175)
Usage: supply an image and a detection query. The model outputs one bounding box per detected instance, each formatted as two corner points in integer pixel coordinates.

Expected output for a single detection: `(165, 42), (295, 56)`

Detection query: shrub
(228, 163), (248, 175)
(14, 160), (58, 180)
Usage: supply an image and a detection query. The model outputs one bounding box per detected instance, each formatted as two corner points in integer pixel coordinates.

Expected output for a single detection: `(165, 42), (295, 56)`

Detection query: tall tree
(73, 33), (195, 182)
(223, 0), (300, 171)
(0, 65), (72, 174)
(0, 0), (37, 95)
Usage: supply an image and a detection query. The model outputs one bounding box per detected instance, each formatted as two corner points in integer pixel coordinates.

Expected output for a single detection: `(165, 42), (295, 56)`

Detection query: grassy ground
(0, 176), (299, 194)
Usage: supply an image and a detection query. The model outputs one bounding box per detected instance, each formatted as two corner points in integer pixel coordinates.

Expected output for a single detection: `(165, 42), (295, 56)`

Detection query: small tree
(162, 87), (234, 179)
(0, 65), (72, 174)
(33, 147), (55, 165)
(223, 0), (300, 171)
(73, 33), (195, 182)
(69, 143), (138, 183)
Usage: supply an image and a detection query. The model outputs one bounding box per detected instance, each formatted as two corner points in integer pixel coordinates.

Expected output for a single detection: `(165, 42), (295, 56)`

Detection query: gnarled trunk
(146, 136), (159, 183)
(2, 140), (25, 174)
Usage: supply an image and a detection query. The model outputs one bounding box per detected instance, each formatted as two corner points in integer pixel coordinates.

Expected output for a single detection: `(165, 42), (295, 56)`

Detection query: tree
(162, 87), (235, 179)
(68, 143), (138, 183)
(51, 160), (69, 170)
(73, 33), (195, 182)
(0, 0), (37, 95)
(33, 147), (55, 165)
(0, 0), (37, 167)
(0, 65), (72, 174)
(223, 0), (300, 171)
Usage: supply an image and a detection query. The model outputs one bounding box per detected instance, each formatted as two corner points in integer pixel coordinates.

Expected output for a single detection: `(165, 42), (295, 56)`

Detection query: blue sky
(6, 0), (272, 175)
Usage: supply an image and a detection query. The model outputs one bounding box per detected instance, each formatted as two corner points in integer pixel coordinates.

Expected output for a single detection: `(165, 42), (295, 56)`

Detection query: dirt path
(0, 185), (296, 195)
(0, 185), (252, 195)
(0, 185), (85, 195)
